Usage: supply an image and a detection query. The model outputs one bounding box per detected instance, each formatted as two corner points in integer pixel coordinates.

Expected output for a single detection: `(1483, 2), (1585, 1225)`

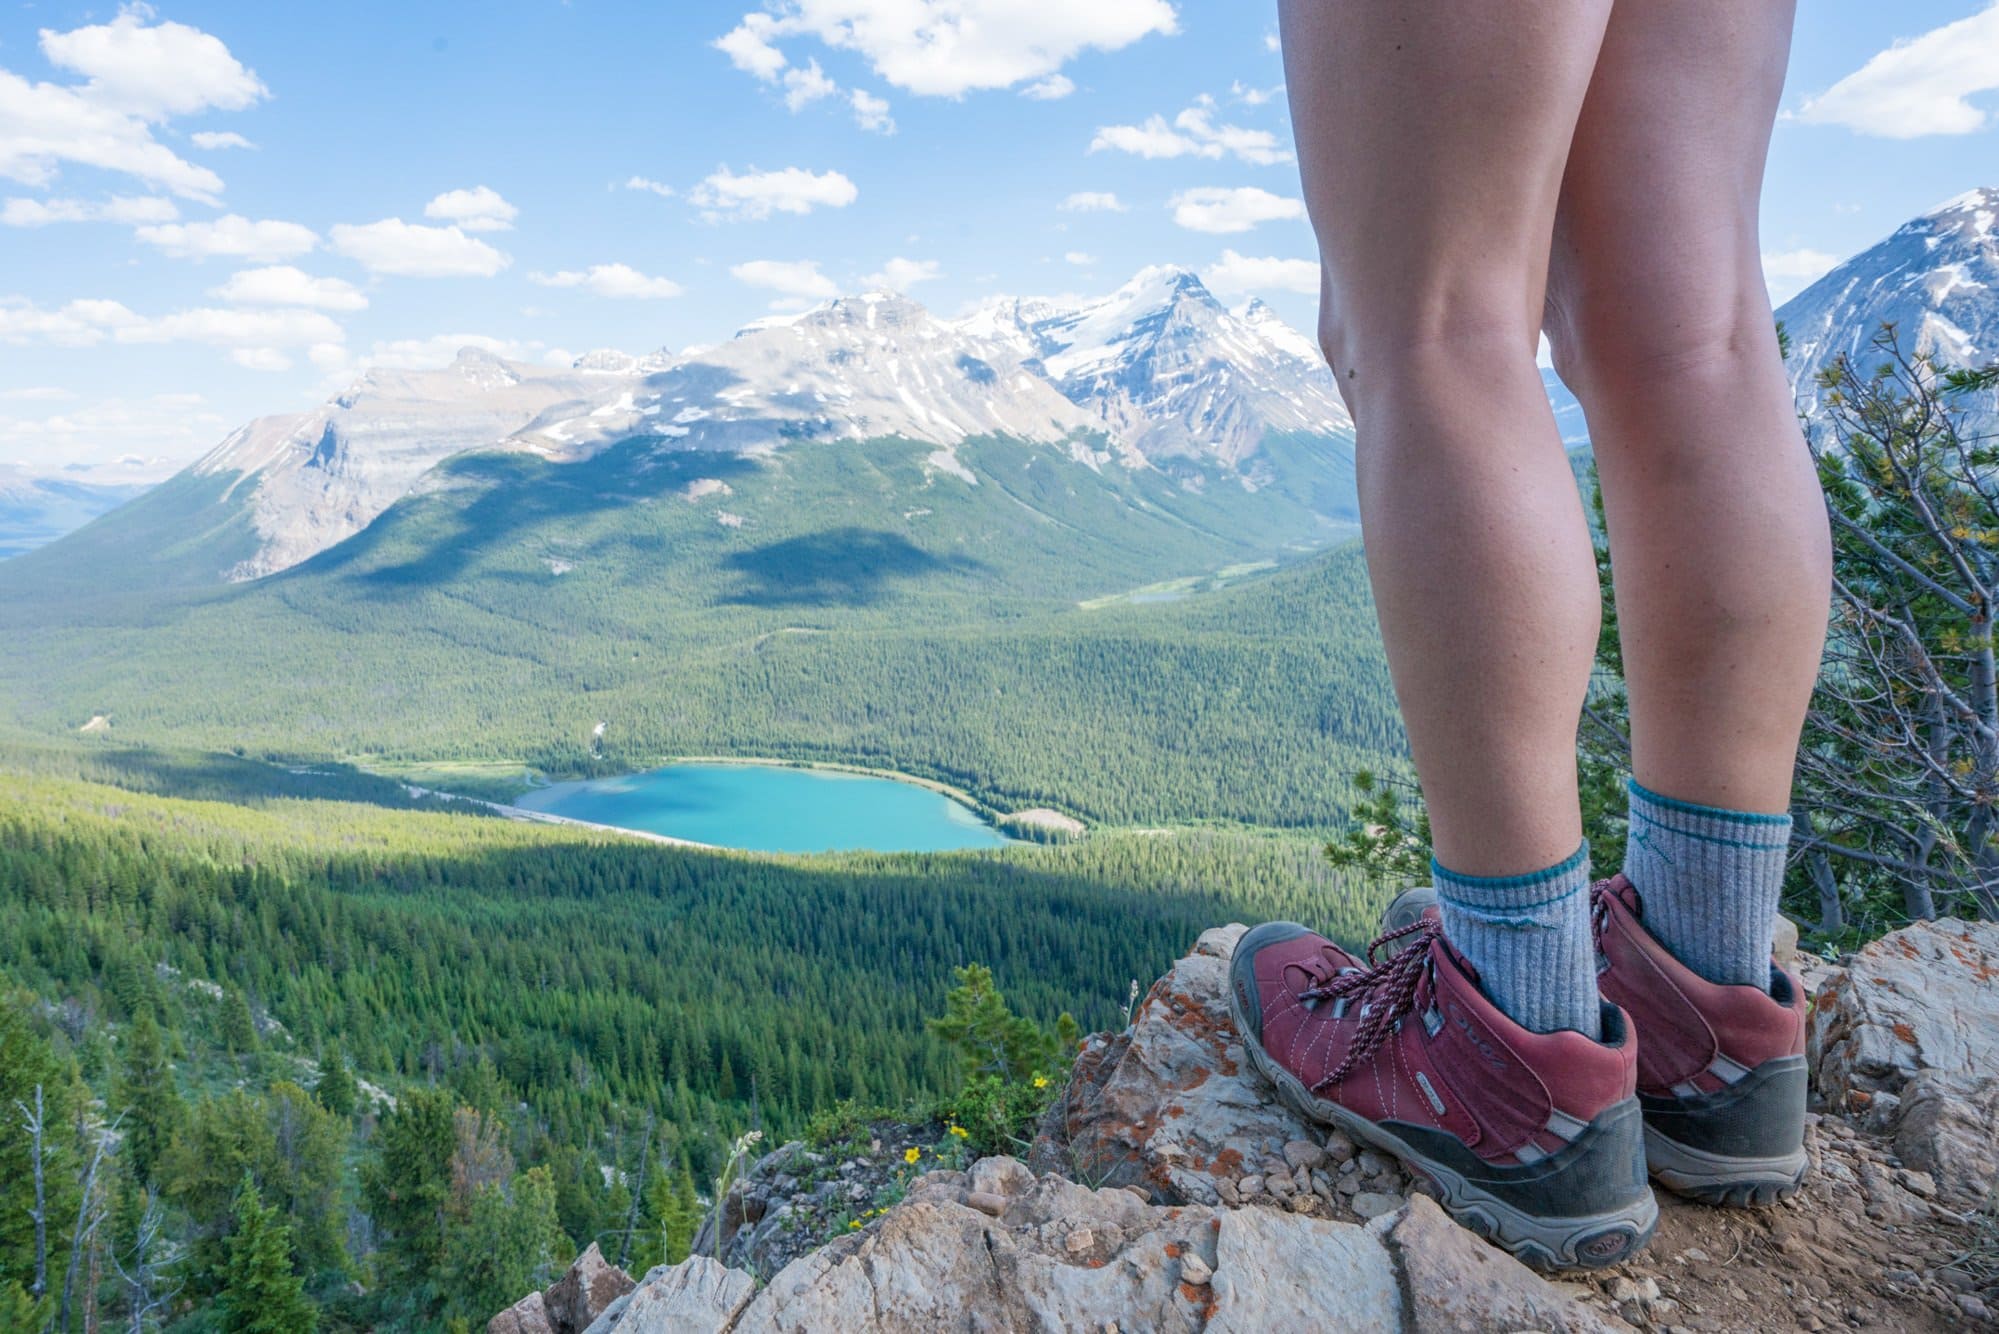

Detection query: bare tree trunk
(18, 1088), (49, 1299)
(59, 1121), (112, 1334)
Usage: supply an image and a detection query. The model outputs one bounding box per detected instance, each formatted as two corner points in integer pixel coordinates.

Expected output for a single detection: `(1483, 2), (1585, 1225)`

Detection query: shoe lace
(1297, 917), (1438, 1091)
(1589, 879), (1615, 941)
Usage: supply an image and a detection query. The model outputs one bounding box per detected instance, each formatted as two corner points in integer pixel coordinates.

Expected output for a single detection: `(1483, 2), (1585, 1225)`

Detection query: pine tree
(441, 1167), (562, 1322)
(925, 964), (1050, 1081)
(216, 1175), (315, 1334)
(116, 1009), (182, 1189)
(219, 990), (258, 1058)
(313, 1048), (357, 1118)
(359, 1087), (454, 1293)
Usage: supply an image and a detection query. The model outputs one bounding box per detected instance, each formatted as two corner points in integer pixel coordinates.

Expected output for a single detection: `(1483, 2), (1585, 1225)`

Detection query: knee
(1320, 283), (1542, 419)
(1546, 271), (1780, 405)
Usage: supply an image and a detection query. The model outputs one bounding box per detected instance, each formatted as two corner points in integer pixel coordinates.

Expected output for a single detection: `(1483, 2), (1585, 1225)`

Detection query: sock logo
(1630, 825), (1674, 866)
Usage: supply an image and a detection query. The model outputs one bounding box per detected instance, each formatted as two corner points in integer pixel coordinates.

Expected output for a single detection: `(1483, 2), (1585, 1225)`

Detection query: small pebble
(1350, 1191), (1400, 1220)
(1282, 1139), (1327, 1172)
(1180, 1253), (1212, 1285)
(1238, 1174), (1264, 1197)
(1065, 1228), (1095, 1254)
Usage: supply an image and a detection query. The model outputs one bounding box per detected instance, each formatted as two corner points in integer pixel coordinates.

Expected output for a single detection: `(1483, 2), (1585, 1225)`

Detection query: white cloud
(712, 0), (1177, 98)
(0, 296), (142, 346)
(1169, 185), (1305, 234)
(1230, 81), (1283, 107)
(0, 386), (75, 402)
(1796, 4), (1999, 138)
(423, 185), (518, 232)
(731, 258), (839, 302)
(231, 346), (293, 372)
(134, 214), (318, 261)
(117, 305), (345, 351)
(1092, 105), (1292, 165)
(530, 263), (684, 299)
(0, 294), (343, 361)
(209, 265), (369, 311)
(624, 175), (676, 198)
(1263, 31), (1281, 54)
(1, 194), (177, 226)
(40, 9), (266, 118)
(355, 333), (544, 372)
(0, 394), (227, 478)
(1064, 251), (1096, 266)
(1763, 248), (1842, 302)
(783, 59), (838, 110)
(850, 89), (896, 133)
(1060, 191), (1125, 213)
(190, 130), (254, 150)
(862, 256), (941, 290)
(1022, 74), (1075, 101)
(714, 12), (789, 80)
(0, 11), (264, 202)
(1203, 249), (1319, 296)
(329, 218), (509, 277)
(692, 166), (858, 221)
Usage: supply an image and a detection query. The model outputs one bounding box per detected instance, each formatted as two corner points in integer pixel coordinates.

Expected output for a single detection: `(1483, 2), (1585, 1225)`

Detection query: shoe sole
(1643, 1127), (1807, 1207)
(1225, 968), (1658, 1272)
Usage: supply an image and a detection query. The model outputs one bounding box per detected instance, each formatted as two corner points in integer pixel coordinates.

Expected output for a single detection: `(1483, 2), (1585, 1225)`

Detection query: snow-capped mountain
(1778, 186), (1997, 417)
(182, 269), (1351, 581)
(957, 266), (1350, 465)
(192, 351), (613, 580)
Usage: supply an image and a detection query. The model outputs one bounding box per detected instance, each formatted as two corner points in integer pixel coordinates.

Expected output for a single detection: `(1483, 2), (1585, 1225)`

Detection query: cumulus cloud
(1230, 81), (1283, 107)
(1, 194), (177, 226)
(623, 176), (675, 197)
(731, 258), (839, 302)
(861, 256), (941, 290)
(712, 0), (1177, 98)
(1064, 251), (1095, 266)
(135, 214), (319, 261)
(209, 265), (369, 311)
(1202, 249), (1319, 296)
(850, 89), (896, 133)
(1169, 186), (1305, 234)
(692, 166), (858, 221)
(1762, 247), (1843, 302)
(0, 294), (343, 372)
(1022, 74), (1075, 101)
(0, 393), (227, 478)
(1091, 104), (1292, 166)
(423, 185), (518, 232)
(0, 11), (265, 201)
(1795, 4), (1999, 138)
(1060, 191), (1125, 213)
(190, 130), (254, 150)
(783, 59), (838, 110)
(329, 218), (509, 277)
(530, 263), (684, 299)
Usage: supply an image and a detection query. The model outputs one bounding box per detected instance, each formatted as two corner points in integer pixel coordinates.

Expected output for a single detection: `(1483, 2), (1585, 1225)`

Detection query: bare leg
(1279, 0), (1613, 876)
(1547, 0), (1830, 816)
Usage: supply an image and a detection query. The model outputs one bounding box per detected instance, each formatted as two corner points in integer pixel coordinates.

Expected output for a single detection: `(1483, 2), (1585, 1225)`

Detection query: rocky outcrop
(575, 1155), (1616, 1333)
(1027, 923), (1412, 1219)
(547, 1244), (637, 1332)
(1809, 917), (1999, 1206)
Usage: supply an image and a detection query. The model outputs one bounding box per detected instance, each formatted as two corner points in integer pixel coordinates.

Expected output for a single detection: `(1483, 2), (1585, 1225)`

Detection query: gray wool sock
(1434, 842), (1599, 1038)
(1622, 779), (1792, 988)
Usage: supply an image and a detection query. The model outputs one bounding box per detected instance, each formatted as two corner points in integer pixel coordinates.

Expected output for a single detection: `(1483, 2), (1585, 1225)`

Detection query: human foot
(1227, 918), (1657, 1270)
(1590, 875), (1809, 1206)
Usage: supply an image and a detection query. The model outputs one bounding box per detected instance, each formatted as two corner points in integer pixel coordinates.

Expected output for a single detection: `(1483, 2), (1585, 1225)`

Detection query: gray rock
(1384, 1194), (1626, 1334)
(544, 1244), (636, 1334)
(1350, 1191), (1401, 1220)
(586, 1256), (756, 1334)
(1028, 923), (1326, 1204)
(1810, 918), (1999, 1207)
(489, 1290), (554, 1334)
(1282, 1139), (1328, 1172)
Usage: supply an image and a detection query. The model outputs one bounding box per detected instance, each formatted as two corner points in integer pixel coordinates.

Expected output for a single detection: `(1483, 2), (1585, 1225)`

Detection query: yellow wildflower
(949, 1124), (969, 1139)
(904, 1146), (921, 1164)
(849, 1219), (861, 1229)
(1033, 1075), (1049, 1089)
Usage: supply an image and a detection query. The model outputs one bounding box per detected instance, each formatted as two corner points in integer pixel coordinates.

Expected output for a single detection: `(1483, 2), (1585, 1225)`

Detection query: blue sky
(2, 0), (1996, 480)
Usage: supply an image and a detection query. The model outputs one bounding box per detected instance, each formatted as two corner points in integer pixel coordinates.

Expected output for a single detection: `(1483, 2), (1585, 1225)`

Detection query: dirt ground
(1542, 1111), (1993, 1331)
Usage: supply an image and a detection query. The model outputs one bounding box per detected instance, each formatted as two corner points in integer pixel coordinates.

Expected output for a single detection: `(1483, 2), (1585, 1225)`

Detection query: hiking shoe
(1227, 918), (1657, 1270)
(1590, 875), (1810, 1206)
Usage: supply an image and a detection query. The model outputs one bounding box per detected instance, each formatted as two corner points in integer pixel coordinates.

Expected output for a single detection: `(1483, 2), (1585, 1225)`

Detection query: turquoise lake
(511, 762), (1015, 853)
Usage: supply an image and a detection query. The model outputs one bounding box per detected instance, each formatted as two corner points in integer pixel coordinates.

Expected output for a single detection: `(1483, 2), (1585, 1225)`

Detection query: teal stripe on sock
(1628, 778), (1790, 826)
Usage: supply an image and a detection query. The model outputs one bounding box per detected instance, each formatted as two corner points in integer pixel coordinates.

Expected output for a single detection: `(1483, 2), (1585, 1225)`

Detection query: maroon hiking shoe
(1227, 918), (1657, 1270)
(1590, 876), (1810, 1206)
